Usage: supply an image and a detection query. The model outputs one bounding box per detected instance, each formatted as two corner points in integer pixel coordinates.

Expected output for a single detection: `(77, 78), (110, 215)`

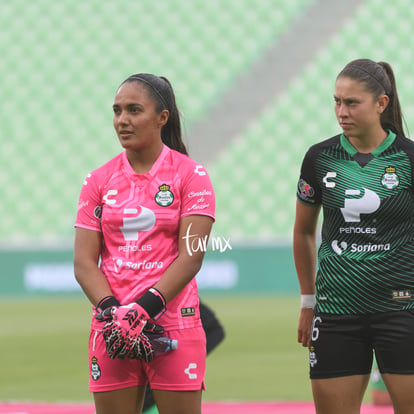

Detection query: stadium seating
(209, 0), (414, 240)
(3, 0), (414, 244)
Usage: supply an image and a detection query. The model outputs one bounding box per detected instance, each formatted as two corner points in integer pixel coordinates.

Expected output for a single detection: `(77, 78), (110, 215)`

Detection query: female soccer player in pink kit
(74, 73), (215, 414)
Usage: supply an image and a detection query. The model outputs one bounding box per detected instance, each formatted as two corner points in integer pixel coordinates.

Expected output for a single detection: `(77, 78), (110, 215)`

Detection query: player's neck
(347, 128), (388, 154)
(126, 143), (163, 174)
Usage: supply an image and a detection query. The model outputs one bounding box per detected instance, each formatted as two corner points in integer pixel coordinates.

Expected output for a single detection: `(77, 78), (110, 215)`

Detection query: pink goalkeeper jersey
(75, 145), (215, 330)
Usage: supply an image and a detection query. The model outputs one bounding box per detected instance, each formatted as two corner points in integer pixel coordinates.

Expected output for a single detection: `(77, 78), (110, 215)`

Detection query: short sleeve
(74, 172), (103, 231)
(181, 163), (215, 220)
(296, 147), (322, 206)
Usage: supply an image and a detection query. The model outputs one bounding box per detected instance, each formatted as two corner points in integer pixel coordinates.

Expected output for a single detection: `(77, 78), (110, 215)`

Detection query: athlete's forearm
(74, 262), (114, 307)
(74, 228), (114, 306)
(153, 250), (205, 303)
(293, 200), (320, 294)
(294, 226), (317, 347)
(153, 215), (213, 303)
(293, 231), (317, 294)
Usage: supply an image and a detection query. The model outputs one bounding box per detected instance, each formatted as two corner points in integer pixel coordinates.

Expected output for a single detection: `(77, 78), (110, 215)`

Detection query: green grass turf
(0, 295), (312, 403)
(202, 295), (312, 402)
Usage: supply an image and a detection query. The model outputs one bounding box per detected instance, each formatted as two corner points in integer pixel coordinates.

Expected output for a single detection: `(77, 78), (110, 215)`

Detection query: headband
(348, 65), (389, 94)
(129, 76), (168, 109)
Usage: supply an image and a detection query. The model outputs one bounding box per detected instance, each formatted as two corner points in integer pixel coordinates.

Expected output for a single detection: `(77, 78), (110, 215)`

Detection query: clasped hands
(96, 302), (162, 362)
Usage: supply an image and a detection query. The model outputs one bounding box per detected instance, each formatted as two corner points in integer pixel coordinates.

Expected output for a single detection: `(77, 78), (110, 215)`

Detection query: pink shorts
(88, 324), (206, 392)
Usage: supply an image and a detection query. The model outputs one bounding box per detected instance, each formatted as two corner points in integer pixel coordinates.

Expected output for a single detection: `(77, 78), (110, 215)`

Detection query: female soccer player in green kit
(294, 58), (414, 414)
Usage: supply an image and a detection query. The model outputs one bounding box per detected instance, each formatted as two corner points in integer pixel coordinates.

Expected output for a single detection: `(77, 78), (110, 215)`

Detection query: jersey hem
(150, 381), (205, 391)
(89, 380), (146, 393)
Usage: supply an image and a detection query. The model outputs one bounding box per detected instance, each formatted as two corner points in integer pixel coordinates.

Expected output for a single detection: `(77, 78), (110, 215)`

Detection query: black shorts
(309, 310), (414, 379)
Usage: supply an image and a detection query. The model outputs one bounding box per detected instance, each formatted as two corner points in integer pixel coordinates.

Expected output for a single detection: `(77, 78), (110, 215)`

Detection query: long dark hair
(337, 59), (408, 137)
(120, 73), (188, 155)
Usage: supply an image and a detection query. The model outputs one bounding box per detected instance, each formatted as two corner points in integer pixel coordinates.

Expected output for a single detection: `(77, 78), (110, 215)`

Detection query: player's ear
(377, 94), (389, 114)
(158, 109), (169, 127)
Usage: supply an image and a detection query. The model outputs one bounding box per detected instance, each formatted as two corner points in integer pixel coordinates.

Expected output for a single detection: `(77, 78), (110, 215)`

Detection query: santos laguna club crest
(155, 184), (174, 207)
(381, 166), (399, 189)
(91, 356), (101, 381)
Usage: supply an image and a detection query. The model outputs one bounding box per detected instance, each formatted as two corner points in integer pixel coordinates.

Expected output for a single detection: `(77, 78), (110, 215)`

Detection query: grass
(203, 295), (311, 402)
(0, 294), (312, 403)
(0, 296), (92, 403)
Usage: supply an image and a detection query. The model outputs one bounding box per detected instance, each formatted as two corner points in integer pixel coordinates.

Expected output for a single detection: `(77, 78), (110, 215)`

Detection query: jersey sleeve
(297, 146), (322, 206)
(181, 162), (215, 220)
(74, 171), (103, 232)
(396, 135), (414, 194)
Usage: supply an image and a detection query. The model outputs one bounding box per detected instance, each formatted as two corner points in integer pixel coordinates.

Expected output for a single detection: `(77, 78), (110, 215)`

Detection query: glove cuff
(136, 288), (166, 320)
(96, 295), (121, 312)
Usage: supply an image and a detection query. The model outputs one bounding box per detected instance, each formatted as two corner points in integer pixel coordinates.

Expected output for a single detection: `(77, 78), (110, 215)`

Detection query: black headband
(129, 76), (168, 109)
(348, 65), (389, 94)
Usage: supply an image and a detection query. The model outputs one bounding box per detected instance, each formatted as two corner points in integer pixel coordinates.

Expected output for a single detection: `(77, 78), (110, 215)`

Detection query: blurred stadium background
(5, 0), (414, 297)
(1, 0), (414, 407)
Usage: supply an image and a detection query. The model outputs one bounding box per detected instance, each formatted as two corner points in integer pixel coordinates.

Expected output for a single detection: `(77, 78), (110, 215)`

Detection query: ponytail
(378, 62), (408, 137)
(158, 76), (188, 155)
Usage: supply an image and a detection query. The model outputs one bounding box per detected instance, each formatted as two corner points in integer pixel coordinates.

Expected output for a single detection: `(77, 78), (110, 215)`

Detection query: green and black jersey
(297, 131), (414, 314)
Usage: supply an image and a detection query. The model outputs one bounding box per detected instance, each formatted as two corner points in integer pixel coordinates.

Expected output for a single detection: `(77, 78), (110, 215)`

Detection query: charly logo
(103, 189), (118, 205)
(155, 184), (174, 207)
(184, 363), (198, 379)
(194, 165), (206, 176)
(381, 166), (399, 189)
(323, 172), (337, 188)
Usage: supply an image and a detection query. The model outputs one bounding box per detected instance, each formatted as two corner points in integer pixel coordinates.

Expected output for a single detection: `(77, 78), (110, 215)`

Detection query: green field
(0, 295), (312, 403)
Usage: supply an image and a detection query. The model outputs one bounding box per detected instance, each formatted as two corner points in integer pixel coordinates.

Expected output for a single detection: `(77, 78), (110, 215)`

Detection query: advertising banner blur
(0, 245), (297, 296)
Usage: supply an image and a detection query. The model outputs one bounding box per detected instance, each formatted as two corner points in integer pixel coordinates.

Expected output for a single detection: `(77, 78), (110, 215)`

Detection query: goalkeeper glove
(95, 295), (121, 316)
(101, 321), (156, 361)
(96, 288), (166, 324)
(96, 289), (166, 360)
